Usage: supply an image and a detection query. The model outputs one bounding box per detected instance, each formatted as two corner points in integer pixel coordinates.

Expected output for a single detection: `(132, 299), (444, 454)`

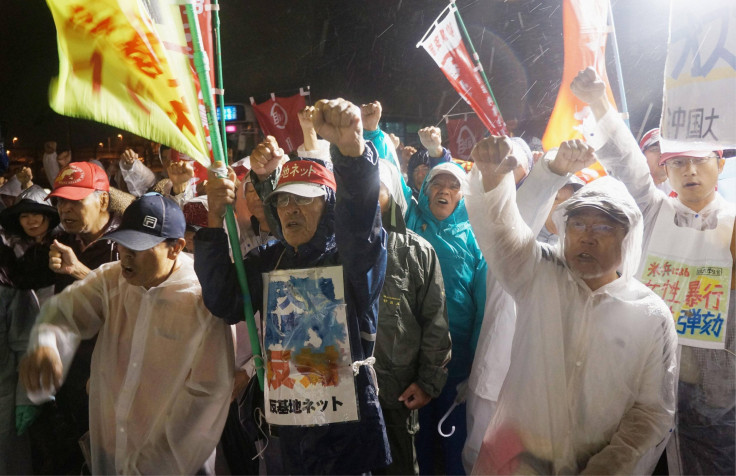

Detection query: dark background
(0, 0), (671, 152)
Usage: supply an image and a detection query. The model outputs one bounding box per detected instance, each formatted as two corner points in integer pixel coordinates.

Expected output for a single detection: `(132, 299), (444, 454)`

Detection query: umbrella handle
(437, 401), (458, 437)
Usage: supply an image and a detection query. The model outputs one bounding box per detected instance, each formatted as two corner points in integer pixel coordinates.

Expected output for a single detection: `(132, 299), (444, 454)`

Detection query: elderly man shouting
(466, 138), (678, 475)
(195, 98), (391, 474)
(19, 193), (234, 474)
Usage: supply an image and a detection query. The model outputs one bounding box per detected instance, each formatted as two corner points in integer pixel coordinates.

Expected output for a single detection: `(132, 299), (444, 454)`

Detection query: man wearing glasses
(465, 137), (677, 474)
(572, 67), (735, 475)
(195, 99), (392, 474)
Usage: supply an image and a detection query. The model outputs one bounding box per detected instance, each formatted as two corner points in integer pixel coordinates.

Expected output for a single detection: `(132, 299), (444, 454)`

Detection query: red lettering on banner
(684, 280), (704, 308)
(68, 5), (94, 28)
(90, 16), (116, 35)
(702, 283), (724, 310)
(661, 279), (682, 303)
(90, 50), (102, 94)
(445, 22), (456, 37)
(168, 99), (196, 135)
(122, 32), (164, 79)
(68, 6), (116, 36)
(126, 78), (152, 114)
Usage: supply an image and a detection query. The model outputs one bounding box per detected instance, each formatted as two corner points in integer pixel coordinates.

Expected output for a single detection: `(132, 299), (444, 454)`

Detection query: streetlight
(12, 137), (18, 144)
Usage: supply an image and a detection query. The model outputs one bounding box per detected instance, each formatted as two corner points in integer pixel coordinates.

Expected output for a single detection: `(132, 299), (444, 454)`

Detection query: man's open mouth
(577, 253), (596, 261)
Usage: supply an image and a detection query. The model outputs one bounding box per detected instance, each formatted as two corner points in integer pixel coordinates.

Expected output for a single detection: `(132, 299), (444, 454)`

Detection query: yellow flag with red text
(46, 0), (211, 165)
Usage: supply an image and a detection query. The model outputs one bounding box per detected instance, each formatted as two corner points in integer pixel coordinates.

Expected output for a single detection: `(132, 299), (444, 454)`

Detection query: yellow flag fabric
(46, 0), (211, 165)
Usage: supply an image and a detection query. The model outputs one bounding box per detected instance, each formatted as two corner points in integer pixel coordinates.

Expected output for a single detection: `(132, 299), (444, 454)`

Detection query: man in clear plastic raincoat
(19, 194), (234, 474)
(571, 67), (736, 475)
(466, 137), (678, 474)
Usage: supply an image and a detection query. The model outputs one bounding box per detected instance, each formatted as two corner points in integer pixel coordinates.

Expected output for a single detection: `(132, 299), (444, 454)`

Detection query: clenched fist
(313, 99), (365, 157)
(548, 140), (598, 176)
(418, 127), (443, 158)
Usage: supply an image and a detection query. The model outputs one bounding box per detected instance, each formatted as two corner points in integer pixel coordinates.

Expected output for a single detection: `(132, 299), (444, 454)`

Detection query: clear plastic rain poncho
(468, 170), (678, 475)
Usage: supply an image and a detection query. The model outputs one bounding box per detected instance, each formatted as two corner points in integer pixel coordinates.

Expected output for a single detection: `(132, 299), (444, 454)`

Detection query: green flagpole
(184, 4), (265, 391)
(450, 1), (503, 116)
(212, 0), (228, 159)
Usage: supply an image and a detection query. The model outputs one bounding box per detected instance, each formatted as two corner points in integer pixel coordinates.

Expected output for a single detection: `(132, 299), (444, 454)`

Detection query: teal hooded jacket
(405, 165), (487, 381)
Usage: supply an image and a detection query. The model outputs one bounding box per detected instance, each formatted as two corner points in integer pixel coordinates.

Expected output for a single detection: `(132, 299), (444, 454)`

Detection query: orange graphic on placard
(294, 346), (341, 388)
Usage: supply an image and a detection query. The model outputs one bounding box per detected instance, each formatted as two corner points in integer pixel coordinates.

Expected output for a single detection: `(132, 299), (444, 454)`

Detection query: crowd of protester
(0, 67), (734, 475)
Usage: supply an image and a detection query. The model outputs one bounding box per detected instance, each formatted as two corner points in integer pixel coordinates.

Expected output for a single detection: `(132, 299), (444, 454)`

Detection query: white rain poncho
(584, 107), (736, 475)
(463, 143), (549, 472)
(25, 254), (234, 475)
(467, 168), (678, 475)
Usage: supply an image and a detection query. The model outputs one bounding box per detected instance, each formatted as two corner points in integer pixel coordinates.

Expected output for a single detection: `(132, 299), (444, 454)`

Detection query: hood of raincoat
(550, 176), (643, 281)
(412, 161), (470, 230)
(0, 184), (60, 238)
(262, 158), (337, 261)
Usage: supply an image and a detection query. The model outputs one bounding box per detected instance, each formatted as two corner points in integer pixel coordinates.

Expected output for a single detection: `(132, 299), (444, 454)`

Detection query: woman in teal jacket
(406, 162), (487, 475)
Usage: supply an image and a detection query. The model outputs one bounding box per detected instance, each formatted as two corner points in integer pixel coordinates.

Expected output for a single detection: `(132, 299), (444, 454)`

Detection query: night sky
(0, 0), (671, 151)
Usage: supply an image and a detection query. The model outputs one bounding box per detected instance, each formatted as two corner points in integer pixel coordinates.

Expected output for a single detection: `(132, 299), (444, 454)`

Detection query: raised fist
(548, 139), (598, 176)
(471, 136), (519, 191)
(313, 98), (365, 157)
(167, 160), (195, 194)
(119, 149), (138, 170)
(17, 166), (33, 189)
(570, 67), (607, 106)
(250, 136), (284, 179)
(298, 106), (316, 132)
(418, 127), (443, 158)
(360, 101), (382, 132)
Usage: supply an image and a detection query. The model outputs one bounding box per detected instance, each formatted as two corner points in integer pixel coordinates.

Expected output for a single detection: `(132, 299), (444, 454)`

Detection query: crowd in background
(0, 68), (734, 475)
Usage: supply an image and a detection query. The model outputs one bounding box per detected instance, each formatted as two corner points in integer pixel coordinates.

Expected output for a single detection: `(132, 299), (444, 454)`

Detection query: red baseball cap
(48, 162), (110, 201)
(659, 149), (723, 166)
(639, 128), (660, 151)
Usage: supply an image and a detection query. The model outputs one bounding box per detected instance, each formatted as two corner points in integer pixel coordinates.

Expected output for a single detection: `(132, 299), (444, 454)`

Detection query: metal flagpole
(184, 4), (265, 390)
(607, 0), (630, 127)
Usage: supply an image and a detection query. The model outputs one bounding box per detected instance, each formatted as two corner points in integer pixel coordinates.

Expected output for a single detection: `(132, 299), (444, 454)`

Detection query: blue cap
(106, 193), (186, 251)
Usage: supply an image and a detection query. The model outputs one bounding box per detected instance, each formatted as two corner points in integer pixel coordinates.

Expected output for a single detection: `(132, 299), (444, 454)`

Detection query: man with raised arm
(466, 137), (677, 475)
(571, 67), (735, 475)
(195, 98), (391, 474)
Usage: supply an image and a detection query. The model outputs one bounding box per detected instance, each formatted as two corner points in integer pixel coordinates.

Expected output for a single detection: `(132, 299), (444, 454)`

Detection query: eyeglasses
(566, 219), (624, 237)
(664, 155), (718, 169)
(275, 194), (317, 208)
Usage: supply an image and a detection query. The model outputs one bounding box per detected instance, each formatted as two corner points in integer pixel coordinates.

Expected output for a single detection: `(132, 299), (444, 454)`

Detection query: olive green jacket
(374, 199), (451, 408)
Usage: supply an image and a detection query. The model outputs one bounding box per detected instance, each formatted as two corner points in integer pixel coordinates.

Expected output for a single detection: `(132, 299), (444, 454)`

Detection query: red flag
(418, 5), (507, 135)
(446, 115), (487, 160)
(251, 94), (307, 153)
